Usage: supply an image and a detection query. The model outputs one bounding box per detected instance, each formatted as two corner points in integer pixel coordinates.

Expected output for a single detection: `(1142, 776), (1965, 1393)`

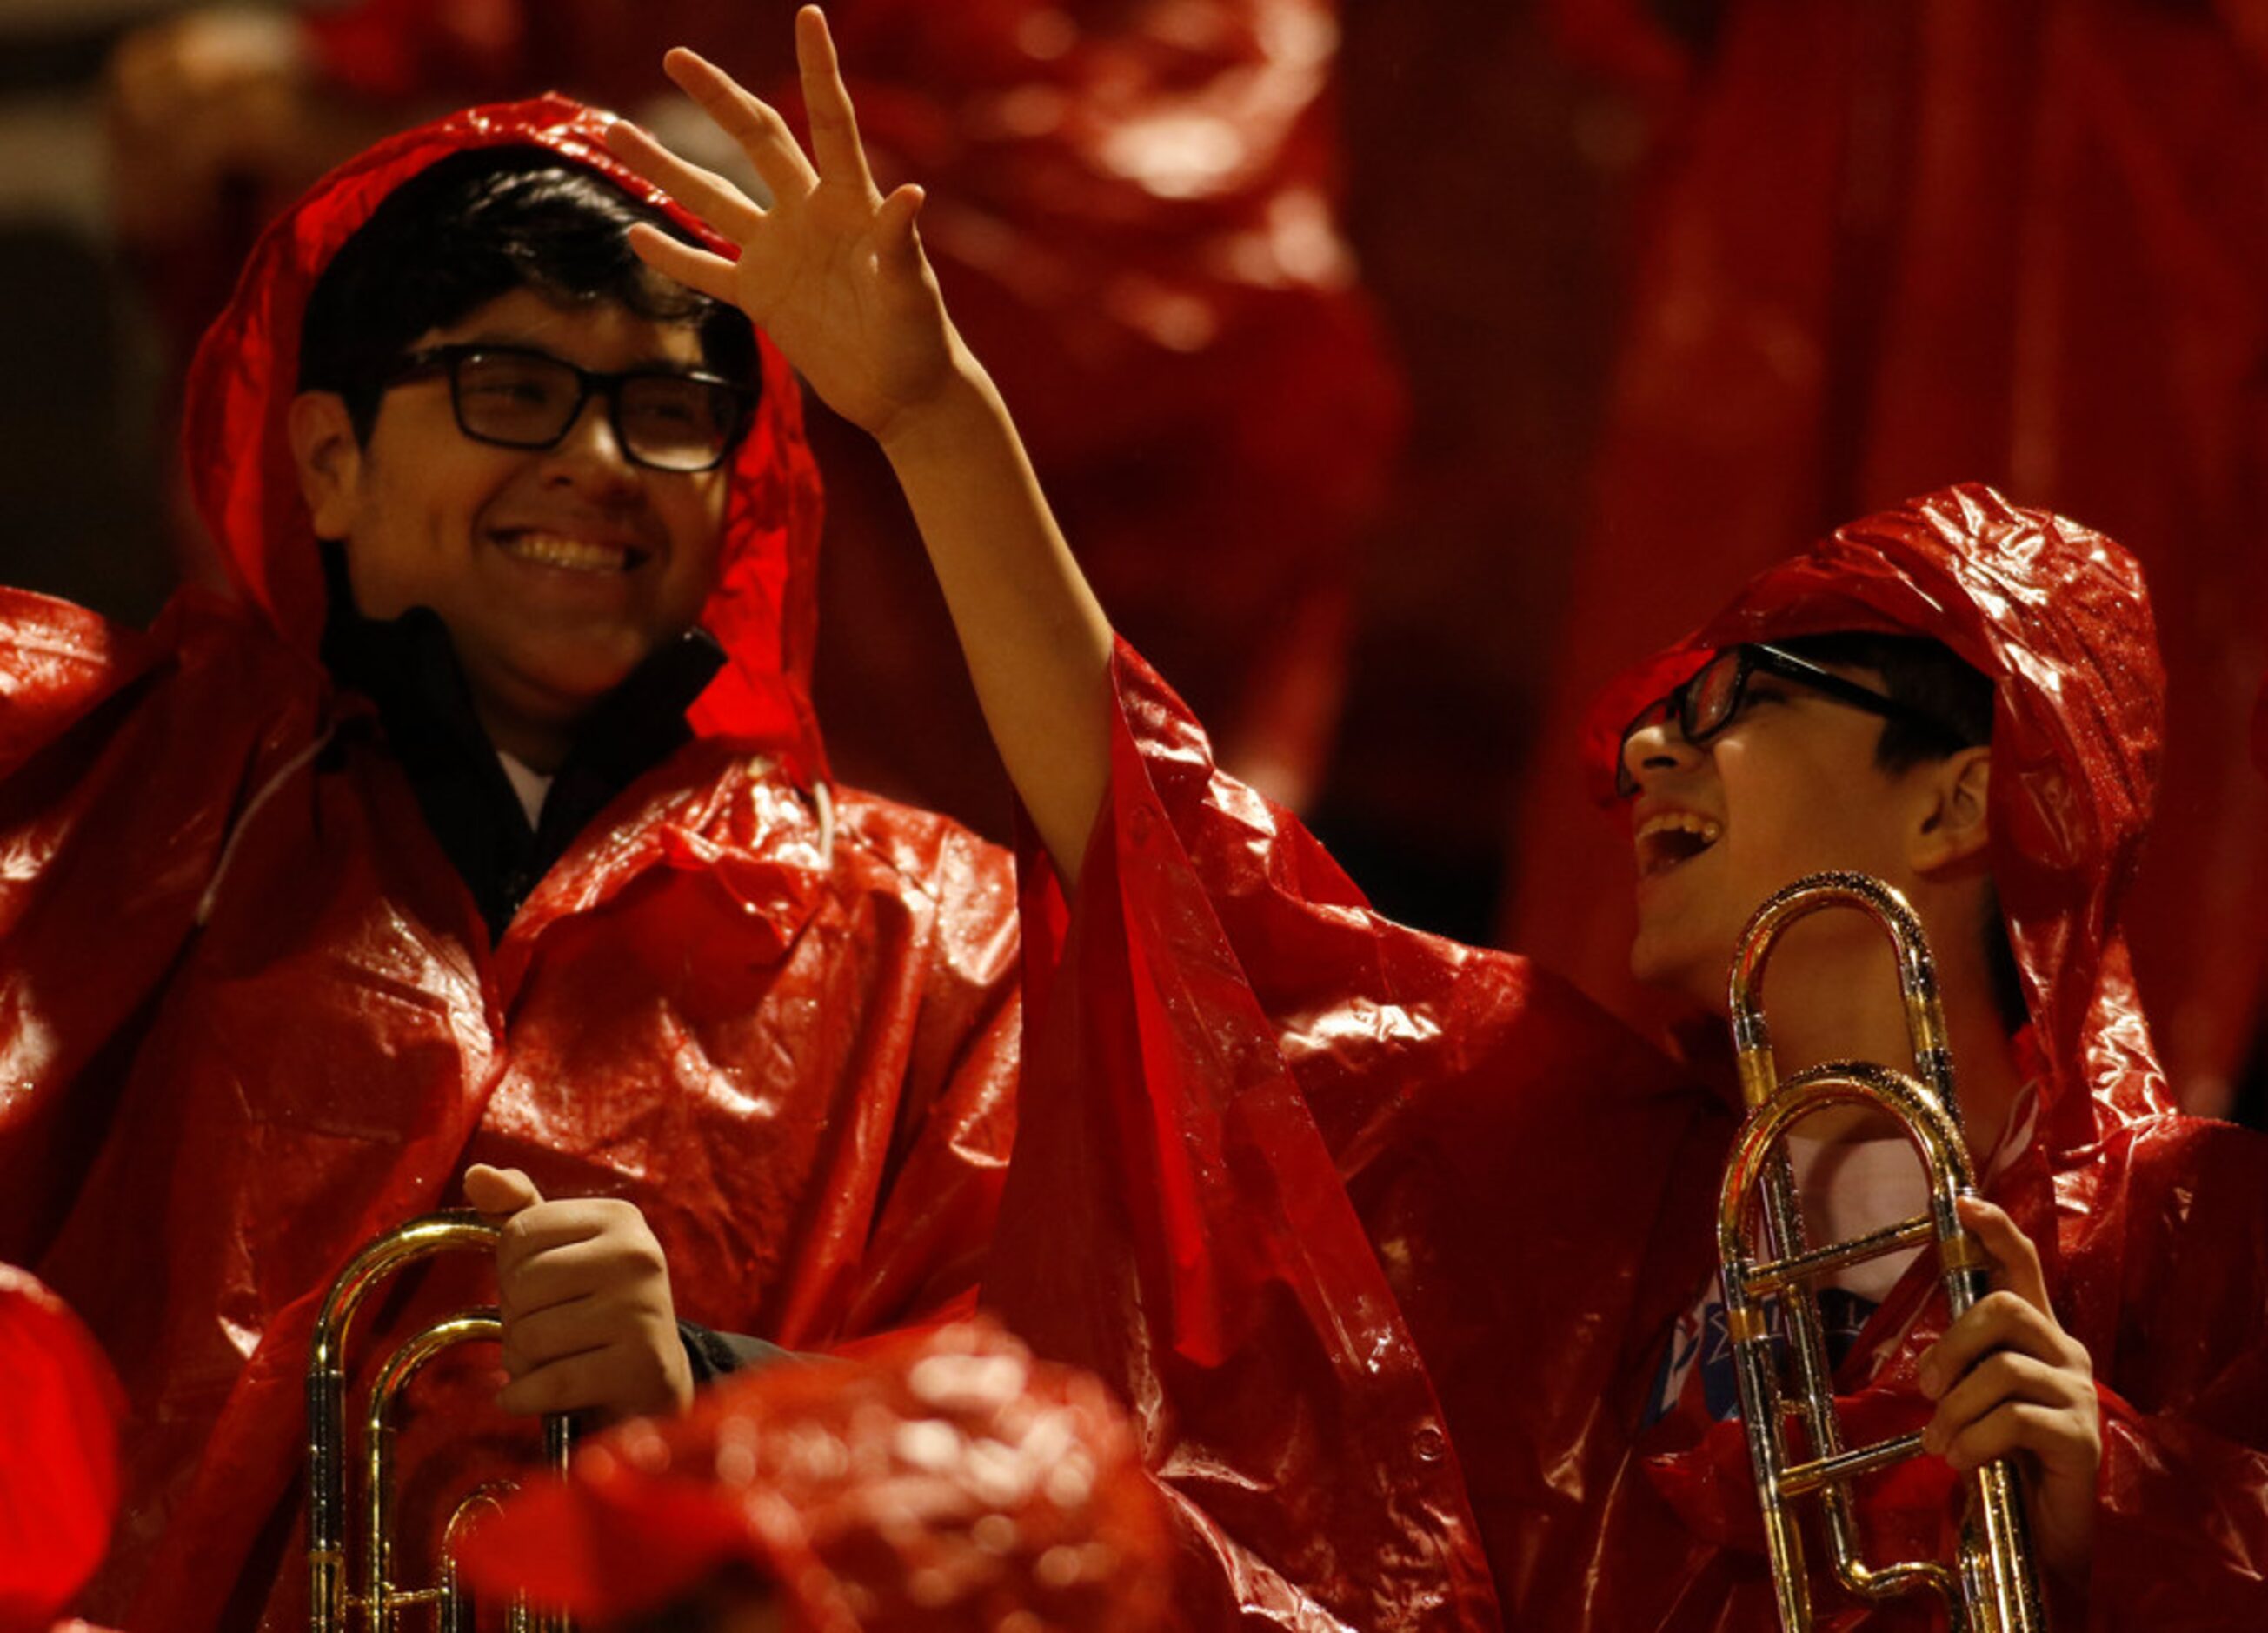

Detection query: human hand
(1917, 1196), (2101, 1582)
(603, 6), (967, 447)
(463, 1163), (695, 1423)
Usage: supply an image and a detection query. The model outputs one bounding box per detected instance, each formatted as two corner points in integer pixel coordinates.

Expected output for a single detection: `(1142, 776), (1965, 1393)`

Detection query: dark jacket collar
(317, 544), (725, 939)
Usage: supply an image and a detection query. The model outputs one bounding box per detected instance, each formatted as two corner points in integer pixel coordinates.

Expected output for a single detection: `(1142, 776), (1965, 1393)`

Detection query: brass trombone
(307, 1212), (574, 1632)
(1718, 871), (2044, 1631)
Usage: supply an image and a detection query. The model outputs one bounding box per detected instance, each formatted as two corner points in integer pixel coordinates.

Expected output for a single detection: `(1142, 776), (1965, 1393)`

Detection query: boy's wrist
(875, 348), (1003, 468)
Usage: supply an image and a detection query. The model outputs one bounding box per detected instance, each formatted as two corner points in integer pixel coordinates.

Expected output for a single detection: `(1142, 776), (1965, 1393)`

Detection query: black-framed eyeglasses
(1614, 643), (1959, 797)
(382, 343), (758, 473)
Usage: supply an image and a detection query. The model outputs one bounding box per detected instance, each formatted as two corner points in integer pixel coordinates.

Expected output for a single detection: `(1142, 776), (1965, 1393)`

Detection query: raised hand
(464, 1163), (695, 1423)
(604, 7), (963, 446)
(609, 5), (1116, 879)
(1917, 1196), (2102, 1582)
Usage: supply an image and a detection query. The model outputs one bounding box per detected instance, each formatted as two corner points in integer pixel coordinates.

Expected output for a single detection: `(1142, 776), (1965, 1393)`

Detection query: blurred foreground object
(0, 1267), (121, 1631)
(460, 1319), (1171, 1631)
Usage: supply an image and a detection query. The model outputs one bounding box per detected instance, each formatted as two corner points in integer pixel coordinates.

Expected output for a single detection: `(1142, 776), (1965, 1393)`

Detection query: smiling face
(1622, 660), (1935, 1012)
(292, 287), (730, 767)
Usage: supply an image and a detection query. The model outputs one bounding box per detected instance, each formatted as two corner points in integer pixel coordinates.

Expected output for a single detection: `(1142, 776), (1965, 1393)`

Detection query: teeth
(1636, 812), (1724, 846)
(496, 530), (635, 573)
(1634, 811), (1724, 877)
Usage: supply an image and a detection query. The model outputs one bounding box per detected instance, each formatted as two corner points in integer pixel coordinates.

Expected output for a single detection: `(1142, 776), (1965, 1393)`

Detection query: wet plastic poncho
(457, 1317), (1171, 1630)
(0, 101), (1021, 1630)
(988, 484), (2268, 1627)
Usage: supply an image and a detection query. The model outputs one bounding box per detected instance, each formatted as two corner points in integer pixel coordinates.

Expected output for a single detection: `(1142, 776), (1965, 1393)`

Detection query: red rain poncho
(988, 484), (2268, 1627)
(0, 103), (1021, 1630)
(457, 1317), (1170, 1630)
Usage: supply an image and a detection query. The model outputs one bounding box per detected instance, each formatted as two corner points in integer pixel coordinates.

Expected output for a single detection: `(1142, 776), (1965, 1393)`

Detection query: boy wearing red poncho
(615, 16), (2268, 1626)
(0, 50), (1027, 1633)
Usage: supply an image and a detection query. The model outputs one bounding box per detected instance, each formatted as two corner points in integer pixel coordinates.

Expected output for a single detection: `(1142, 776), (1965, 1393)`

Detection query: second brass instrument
(1718, 871), (2044, 1632)
(308, 1211), (574, 1632)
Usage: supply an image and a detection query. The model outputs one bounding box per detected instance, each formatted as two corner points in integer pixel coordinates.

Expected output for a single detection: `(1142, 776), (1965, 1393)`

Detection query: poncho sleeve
(835, 813), (1025, 1341)
(986, 641), (1731, 1629)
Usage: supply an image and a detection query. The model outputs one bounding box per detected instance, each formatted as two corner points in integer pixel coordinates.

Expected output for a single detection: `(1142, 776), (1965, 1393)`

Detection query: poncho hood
(1581, 483), (2172, 1154)
(181, 95), (828, 779)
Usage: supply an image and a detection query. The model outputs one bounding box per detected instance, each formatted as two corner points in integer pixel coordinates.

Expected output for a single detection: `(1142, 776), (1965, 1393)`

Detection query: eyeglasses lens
(455, 352), (581, 447)
(451, 352), (738, 471)
(617, 377), (739, 471)
(1686, 650), (1746, 740)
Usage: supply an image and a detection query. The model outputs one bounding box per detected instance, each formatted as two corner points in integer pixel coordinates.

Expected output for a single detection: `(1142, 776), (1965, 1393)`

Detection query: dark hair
(297, 145), (757, 438)
(1774, 631), (2025, 1033)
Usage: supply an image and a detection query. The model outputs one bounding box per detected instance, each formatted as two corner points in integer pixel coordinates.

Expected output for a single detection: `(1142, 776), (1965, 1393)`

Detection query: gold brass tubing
(309, 1213), (502, 1633)
(1719, 872), (2045, 1632)
(366, 1312), (501, 1632)
(307, 1211), (579, 1633)
(1779, 1432), (1928, 1496)
(1745, 1216), (1938, 1298)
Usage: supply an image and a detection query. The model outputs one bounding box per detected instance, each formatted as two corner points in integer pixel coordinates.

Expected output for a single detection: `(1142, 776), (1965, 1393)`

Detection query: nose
(542, 393), (641, 493)
(1620, 712), (1703, 794)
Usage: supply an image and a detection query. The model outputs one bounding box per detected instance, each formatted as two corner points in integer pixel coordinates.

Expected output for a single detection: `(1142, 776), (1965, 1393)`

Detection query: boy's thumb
(464, 1163), (543, 1218)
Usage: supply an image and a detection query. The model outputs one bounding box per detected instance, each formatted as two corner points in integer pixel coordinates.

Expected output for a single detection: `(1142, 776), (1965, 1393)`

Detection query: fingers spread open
(622, 223), (740, 305)
(875, 183), (927, 265)
(795, 5), (878, 198)
(604, 120), (766, 241)
(661, 48), (817, 204)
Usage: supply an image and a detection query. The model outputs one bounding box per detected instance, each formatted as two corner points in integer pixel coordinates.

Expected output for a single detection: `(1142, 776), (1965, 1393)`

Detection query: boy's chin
(1628, 935), (1732, 1014)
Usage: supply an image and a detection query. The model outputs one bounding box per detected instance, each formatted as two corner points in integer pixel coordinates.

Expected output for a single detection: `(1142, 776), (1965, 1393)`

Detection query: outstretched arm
(605, 7), (1114, 877)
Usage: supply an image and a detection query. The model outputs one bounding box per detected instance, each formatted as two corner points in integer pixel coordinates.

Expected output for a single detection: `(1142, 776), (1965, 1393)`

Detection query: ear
(1909, 746), (1991, 876)
(286, 391), (365, 540)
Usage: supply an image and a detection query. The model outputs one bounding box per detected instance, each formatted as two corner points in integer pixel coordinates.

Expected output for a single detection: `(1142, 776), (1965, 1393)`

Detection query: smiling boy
(609, 14), (2268, 1626)
(0, 97), (1024, 1630)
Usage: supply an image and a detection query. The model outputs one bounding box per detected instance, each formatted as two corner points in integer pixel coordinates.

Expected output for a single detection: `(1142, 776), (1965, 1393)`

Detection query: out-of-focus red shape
(459, 1318), (1170, 1630)
(994, 486), (2268, 1626)
(0, 1269), (121, 1632)
(1509, 0), (2268, 1112)
(2, 101), (1022, 1631)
